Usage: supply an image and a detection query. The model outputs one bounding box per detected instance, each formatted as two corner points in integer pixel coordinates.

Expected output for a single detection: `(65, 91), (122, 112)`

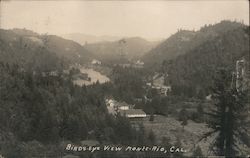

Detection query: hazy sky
(0, 0), (249, 40)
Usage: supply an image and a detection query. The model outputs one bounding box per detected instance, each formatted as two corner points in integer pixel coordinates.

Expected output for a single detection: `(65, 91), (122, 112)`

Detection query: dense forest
(0, 29), (150, 157)
(0, 63), (154, 157)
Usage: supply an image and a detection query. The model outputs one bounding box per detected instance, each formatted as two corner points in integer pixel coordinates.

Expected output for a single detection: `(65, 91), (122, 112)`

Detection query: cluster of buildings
(105, 98), (146, 120)
(146, 73), (171, 96)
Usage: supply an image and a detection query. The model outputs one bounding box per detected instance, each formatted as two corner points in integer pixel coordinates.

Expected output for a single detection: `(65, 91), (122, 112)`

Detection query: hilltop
(143, 20), (247, 66)
(0, 28), (93, 70)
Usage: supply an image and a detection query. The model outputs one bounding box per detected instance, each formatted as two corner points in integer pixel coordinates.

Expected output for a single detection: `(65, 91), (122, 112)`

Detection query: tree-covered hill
(0, 30), (64, 72)
(41, 34), (92, 64)
(162, 22), (249, 97)
(142, 20), (247, 67)
(0, 28), (93, 68)
(143, 30), (196, 65)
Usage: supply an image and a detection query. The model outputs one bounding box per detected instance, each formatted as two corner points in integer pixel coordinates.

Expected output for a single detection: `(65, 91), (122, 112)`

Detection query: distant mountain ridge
(85, 37), (161, 63)
(62, 33), (123, 44)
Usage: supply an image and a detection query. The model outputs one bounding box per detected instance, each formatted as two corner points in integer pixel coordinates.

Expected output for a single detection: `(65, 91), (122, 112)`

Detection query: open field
(143, 115), (214, 156)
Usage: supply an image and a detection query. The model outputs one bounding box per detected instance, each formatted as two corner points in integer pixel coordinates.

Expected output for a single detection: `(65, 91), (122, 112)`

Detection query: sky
(0, 0), (249, 40)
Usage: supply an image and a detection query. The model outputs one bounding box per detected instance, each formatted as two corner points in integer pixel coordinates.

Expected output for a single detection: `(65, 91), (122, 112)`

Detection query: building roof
(120, 109), (146, 117)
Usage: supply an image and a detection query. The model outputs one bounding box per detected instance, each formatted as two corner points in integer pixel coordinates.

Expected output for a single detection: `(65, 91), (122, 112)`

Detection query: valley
(0, 20), (249, 158)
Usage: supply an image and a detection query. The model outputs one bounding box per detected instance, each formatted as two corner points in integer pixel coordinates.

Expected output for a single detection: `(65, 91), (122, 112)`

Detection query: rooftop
(120, 109), (146, 117)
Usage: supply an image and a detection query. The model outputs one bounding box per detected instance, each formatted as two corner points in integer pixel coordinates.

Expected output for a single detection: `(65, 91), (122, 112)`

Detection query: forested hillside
(160, 21), (249, 97)
(141, 21), (249, 97)
(0, 62), (150, 158)
(143, 21), (247, 67)
(0, 29), (153, 158)
(0, 29), (92, 67)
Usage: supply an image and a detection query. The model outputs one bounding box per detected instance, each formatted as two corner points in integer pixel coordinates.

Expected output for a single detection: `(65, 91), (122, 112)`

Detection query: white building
(91, 59), (101, 65)
(120, 109), (147, 118)
(117, 102), (130, 110)
(105, 99), (144, 117)
(134, 60), (144, 68)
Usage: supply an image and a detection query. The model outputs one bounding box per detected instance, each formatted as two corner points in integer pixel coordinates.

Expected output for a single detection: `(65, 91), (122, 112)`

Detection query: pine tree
(203, 68), (250, 157)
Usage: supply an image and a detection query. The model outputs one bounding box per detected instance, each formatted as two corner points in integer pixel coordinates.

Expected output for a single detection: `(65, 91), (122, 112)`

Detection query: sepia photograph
(0, 0), (249, 157)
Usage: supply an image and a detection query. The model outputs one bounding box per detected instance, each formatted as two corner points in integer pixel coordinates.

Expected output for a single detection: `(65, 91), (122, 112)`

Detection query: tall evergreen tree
(203, 68), (250, 157)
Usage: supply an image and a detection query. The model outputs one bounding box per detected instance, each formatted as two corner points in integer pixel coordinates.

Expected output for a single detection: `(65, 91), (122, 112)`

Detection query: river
(73, 67), (110, 86)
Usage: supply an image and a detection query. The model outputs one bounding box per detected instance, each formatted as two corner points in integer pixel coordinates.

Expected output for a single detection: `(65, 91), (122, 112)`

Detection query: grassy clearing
(143, 115), (211, 156)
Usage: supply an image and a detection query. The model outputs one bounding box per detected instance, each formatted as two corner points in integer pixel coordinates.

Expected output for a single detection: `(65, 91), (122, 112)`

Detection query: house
(119, 109), (147, 119)
(148, 74), (172, 96)
(146, 82), (152, 86)
(135, 60), (144, 65)
(106, 99), (131, 110)
(105, 98), (147, 121)
(133, 60), (144, 68)
(91, 59), (101, 65)
(117, 101), (132, 110)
